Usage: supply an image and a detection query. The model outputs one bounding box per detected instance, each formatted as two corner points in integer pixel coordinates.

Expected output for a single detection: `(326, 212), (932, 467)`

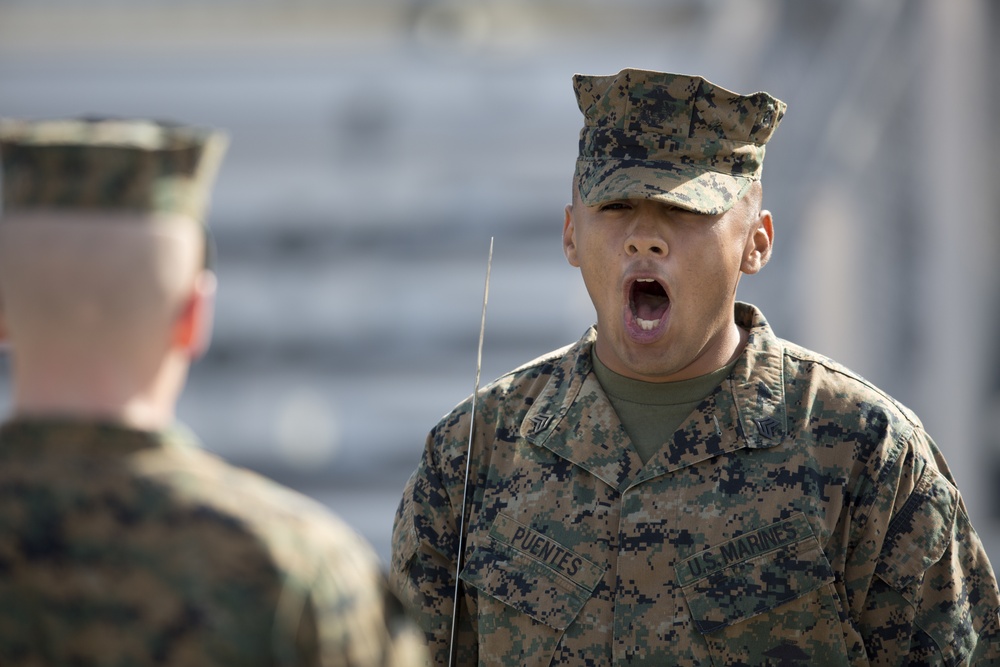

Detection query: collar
(0, 418), (200, 457)
(518, 302), (786, 492)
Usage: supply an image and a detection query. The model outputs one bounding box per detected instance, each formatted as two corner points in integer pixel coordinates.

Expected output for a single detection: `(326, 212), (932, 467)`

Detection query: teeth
(636, 317), (660, 330)
(636, 278), (655, 282)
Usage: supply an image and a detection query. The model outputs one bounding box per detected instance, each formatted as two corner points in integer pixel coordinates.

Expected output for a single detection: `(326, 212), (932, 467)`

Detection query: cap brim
(576, 159), (753, 215)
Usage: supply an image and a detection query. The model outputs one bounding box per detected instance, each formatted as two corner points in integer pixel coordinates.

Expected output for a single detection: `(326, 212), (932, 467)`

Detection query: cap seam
(575, 156), (758, 180)
(581, 123), (760, 146)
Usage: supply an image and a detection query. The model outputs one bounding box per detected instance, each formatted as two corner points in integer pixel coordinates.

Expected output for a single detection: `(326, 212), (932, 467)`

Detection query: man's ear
(563, 204), (581, 267)
(741, 209), (774, 275)
(172, 270), (217, 360)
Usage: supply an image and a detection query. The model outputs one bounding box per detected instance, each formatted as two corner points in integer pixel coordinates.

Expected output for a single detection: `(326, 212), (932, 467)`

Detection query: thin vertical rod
(448, 237), (493, 667)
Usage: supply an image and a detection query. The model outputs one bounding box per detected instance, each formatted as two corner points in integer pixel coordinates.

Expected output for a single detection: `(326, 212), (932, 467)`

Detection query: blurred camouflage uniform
(0, 118), (426, 667)
(0, 421), (425, 666)
(390, 70), (1000, 665)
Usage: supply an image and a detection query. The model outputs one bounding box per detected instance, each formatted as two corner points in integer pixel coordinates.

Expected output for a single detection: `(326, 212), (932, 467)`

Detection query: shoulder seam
(496, 342), (575, 381)
(782, 346), (922, 430)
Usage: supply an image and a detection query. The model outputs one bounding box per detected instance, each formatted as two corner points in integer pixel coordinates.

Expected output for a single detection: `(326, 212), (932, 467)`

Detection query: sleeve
(850, 430), (1000, 666)
(376, 588), (436, 667)
(270, 510), (431, 667)
(390, 411), (479, 667)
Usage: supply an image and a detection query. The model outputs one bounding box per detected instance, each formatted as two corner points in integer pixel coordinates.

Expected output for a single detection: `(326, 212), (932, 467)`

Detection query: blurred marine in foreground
(390, 69), (1000, 665)
(0, 118), (426, 666)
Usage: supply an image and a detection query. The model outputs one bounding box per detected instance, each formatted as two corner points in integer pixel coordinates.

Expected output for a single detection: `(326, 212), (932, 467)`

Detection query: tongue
(634, 292), (669, 321)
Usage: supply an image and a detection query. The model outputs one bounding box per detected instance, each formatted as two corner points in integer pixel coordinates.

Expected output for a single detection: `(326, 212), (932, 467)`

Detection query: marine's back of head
(0, 117), (227, 428)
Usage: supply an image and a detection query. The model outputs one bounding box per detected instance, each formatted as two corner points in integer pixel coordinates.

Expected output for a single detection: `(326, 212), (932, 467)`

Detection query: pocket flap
(875, 465), (958, 600)
(677, 514), (835, 634)
(460, 514), (604, 630)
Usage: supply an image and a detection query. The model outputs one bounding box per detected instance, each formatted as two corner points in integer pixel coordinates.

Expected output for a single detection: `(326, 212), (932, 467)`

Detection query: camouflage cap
(573, 69), (786, 214)
(0, 117), (228, 223)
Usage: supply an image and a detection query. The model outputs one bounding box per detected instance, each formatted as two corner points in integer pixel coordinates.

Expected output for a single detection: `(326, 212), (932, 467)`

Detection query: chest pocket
(677, 514), (855, 666)
(460, 513), (604, 632)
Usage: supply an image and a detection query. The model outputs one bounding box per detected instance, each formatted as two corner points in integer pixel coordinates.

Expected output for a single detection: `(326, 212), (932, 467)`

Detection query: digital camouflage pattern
(0, 419), (427, 667)
(573, 69), (786, 215)
(391, 303), (1000, 666)
(0, 117), (227, 222)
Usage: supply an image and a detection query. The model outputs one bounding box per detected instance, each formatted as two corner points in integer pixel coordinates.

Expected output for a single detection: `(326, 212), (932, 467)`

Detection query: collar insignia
(527, 413), (554, 436)
(755, 416), (782, 440)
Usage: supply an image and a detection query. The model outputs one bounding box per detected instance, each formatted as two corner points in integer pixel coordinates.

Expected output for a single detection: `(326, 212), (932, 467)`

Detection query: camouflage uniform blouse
(391, 303), (1000, 666)
(0, 420), (426, 667)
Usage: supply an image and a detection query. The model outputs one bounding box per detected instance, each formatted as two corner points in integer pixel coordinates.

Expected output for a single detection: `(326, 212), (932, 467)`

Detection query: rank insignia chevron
(527, 413), (554, 436)
(755, 416), (782, 440)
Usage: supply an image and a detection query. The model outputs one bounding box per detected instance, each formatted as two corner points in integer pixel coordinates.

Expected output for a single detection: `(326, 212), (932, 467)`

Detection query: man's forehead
(579, 194), (706, 214)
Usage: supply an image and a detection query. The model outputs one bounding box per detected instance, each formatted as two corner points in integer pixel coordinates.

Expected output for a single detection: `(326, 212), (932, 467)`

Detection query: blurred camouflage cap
(573, 69), (786, 214)
(0, 117), (228, 223)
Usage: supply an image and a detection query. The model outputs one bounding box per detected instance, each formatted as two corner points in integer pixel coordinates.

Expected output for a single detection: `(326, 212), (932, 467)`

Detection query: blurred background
(1, 0), (998, 565)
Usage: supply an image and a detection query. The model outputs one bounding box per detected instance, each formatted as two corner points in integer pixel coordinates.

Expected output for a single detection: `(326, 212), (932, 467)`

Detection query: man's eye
(599, 202), (631, 212)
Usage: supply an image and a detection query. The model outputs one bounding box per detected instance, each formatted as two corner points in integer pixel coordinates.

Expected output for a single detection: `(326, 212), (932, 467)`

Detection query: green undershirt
(591, 349), (737, 465)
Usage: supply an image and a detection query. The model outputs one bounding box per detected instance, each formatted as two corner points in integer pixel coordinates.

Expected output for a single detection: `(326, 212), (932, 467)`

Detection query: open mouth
(629, 278), (670, 331)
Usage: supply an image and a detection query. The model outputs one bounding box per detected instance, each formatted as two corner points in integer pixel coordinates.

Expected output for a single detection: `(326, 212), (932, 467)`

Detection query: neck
(723, 323), (750, 367)
(9, 351), (187, 431)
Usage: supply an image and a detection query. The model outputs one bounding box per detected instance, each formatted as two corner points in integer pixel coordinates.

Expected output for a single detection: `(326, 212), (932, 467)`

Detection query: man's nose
(625, 215), (666, 256)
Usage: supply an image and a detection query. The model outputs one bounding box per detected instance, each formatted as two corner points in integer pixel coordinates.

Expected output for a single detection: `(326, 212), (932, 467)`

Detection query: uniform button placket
(613, 486), (645, 665)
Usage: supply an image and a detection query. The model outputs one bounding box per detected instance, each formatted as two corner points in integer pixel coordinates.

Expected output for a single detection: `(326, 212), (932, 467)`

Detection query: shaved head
(0, 211), (212, 426)
(0, 211), (202, 334)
